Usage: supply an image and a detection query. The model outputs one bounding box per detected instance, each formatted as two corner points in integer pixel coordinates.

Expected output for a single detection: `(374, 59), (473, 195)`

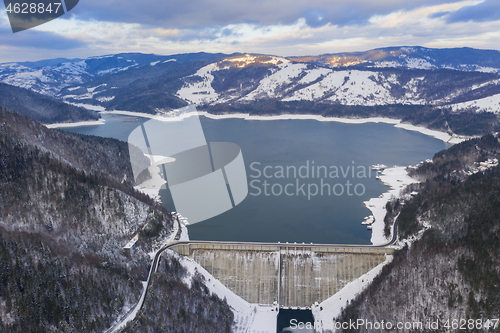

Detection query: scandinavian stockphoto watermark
(290, 318), (500, 331)
(249, 160), (376, 200)
(3, 0), (79, 33)
(128, 106), (248, 225)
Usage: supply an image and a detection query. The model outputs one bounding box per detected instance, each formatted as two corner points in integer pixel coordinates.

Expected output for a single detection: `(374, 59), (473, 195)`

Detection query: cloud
(221, 28), (234, 37)
(2, 0), (500, 63)
(303, 9), (328, 28)
(0, 27), (86, 50)
(447, 0), (500, 23)
(428, 11), (450, 19)
(70, 0), (463, 29)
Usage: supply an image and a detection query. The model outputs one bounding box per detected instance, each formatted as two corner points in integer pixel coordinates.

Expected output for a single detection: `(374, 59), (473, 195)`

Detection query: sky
(1, 0), (500, 63)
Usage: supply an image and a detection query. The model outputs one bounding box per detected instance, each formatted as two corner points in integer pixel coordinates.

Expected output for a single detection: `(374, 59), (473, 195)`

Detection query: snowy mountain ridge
(175, 53), (500, 112)
(0, 53), (175, 96)
(2, 47), (500, 117)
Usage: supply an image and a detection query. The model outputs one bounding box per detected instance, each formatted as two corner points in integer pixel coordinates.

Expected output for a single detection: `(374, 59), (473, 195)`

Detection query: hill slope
(0, 108), (233, 332)
(0, 83), (99, 124)
(338, 134), (500, 332)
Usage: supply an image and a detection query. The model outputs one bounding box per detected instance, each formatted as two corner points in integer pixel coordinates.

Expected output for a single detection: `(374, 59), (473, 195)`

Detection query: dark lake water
(64, 113), (450, 245)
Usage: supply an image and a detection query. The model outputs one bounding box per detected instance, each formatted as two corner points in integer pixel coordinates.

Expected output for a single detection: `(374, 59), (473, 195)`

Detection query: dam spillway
(170, 242), (394, 308)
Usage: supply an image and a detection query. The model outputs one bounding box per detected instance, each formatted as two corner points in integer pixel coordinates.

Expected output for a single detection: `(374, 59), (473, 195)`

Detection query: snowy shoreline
(133, 154), (174, 201)
(101, 109), (469, 144)
(45, 104), (107, 128)
(367, 166), (419, 245)
(47, 103), (470, 144)
(45, 118), (106, 128)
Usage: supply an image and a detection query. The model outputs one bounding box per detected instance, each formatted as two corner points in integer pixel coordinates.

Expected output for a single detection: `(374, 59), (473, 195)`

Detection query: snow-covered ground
(176, 221), (190, 241)
(226, 54), (288, 67)
(404, 57), (434, 69)
(133, 154), (174, 200)
(51, 60), (88, 75)
(394, 122), (467, 144)
(45, 119), (106, 128)
(297, 68), (331, 85)
(449, 93), (500, 113)
(282, 69), (430, 106)
(173, 60), (450, 106)
(176, 64), (224, 104)
(365, 166), (419, 245)
(241, 63), (307, 100)
(69, 103), (107, 111)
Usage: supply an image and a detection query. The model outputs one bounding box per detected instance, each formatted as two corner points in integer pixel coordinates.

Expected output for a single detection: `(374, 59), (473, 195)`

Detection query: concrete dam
(170, 241), (394, 308)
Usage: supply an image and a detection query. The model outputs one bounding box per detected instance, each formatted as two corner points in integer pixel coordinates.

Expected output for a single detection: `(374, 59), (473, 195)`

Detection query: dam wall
(170, 242), (394, 308)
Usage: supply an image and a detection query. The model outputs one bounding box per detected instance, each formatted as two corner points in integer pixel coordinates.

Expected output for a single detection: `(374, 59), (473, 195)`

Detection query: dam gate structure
(170, 242), (394, 308)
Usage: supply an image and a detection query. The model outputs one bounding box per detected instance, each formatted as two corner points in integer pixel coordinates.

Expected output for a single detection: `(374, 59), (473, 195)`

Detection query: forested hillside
(0, 107), (147, 185)
(122, 254), (234, 333)
(339, 133), (500, 332)
(0, 108), (233, 332)
(0, 83), (99, 124)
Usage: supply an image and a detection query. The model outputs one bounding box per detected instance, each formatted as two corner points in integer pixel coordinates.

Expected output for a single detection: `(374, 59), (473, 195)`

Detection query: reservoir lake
(64, 113), (450, 245)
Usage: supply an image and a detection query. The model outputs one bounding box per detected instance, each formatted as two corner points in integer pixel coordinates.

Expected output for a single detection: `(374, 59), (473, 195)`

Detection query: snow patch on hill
(404, 57), (435, 69)
(0, 63), (87, 95)
(450, 93), (500, 113)
(226, 54), (289, 67)
(297, 68), (332, 85)
(87, 83), (107, 92)
(241, 63), (307, 100)
(227, 54), (258, 67)
(283, 70), (434, 105)
(176, 64), (221, 104)
(328, 71), (397, 105)
(475, 66), (500, 74)
(283, 70), (346, 101)
(0, 63), (32, 75)
(283, 70), (412, 106)
(367, 166), (419, 245)
(51, 60), (88, 75)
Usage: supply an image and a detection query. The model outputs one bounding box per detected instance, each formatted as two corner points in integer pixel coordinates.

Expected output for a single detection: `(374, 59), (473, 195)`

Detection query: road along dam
(169, 241), (395, 308)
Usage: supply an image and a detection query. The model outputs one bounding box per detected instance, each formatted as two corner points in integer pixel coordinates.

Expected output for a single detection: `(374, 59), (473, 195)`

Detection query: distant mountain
(17, 57), (83, 69)
(0, 82), (99, 124)
(0, 52), (236, 97)
(2, 47), (500, 134)
(291, 46), (500, 72)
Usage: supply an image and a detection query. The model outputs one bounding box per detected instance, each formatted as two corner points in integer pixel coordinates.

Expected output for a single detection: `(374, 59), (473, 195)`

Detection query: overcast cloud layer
(73, 0), (462, 28)
(1, 0), (500, 62)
